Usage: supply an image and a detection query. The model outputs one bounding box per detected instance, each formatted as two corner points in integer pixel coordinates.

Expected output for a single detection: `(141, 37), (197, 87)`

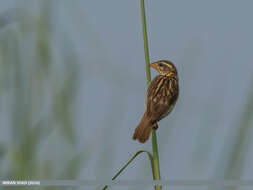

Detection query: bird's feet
(153, 123), (158, 130)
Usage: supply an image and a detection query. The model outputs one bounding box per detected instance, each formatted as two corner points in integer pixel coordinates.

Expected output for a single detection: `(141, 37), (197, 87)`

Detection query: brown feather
(132, 113), (153, 143)
(133, 60), (179, 143)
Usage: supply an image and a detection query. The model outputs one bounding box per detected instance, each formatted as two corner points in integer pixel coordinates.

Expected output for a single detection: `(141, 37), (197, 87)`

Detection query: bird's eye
(158, 63), (163, 67)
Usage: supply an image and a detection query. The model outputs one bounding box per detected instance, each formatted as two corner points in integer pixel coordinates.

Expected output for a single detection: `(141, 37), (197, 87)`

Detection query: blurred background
(0, 0), (253, 190)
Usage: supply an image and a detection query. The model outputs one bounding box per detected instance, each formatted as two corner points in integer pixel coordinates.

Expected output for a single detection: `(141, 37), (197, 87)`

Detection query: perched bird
(133, 60), (179, 143)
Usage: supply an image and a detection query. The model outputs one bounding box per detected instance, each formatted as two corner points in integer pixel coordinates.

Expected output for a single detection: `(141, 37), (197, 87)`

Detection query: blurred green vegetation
(0, 1), (253, 190)
(217, 85), (253, 190)
(0, 1), (85, 190)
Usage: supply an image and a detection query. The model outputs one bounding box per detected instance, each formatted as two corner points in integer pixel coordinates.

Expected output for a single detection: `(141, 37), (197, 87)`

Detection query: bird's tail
(132, 114), (153, 143)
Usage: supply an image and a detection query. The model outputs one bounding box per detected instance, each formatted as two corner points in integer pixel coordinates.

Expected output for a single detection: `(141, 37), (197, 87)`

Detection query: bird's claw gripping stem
(153, 123), (158, 130)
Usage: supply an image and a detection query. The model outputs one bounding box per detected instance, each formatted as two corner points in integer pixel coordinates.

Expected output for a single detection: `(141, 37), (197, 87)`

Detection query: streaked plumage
(133, 60), (179, 143)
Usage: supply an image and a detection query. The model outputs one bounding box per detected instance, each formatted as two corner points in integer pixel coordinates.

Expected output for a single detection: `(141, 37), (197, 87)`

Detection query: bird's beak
(150, 62), (158, 70)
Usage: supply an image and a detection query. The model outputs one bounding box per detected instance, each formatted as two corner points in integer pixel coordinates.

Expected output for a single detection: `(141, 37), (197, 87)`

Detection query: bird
(133, 60), (179, 143)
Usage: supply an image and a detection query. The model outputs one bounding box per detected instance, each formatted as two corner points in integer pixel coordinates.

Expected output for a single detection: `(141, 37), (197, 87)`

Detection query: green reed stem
(101, 1), (161, 190)
(140, 0), (151, 85)
(140, 0), (162, 189)
(102, 150), (154, 190)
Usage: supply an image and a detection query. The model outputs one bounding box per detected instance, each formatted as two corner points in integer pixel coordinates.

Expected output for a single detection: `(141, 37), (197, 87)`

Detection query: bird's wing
(145, 76), (178, 122)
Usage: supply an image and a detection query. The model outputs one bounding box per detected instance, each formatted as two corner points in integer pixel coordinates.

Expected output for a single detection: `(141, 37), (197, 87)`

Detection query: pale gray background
(0, 0), (253, 190)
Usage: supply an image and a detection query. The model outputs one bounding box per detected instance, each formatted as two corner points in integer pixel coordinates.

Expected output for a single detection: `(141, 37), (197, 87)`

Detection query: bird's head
(150, 60), (177, 76)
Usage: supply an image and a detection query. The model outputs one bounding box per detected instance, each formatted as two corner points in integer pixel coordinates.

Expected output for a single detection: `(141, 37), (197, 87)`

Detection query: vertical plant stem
(152, 130), (161, 189)
(140, 0), (151, 85)
(140, 0), (162, 190)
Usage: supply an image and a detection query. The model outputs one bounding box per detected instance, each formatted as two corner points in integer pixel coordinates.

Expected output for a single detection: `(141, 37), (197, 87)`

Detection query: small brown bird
(133, 60), (179, 143)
